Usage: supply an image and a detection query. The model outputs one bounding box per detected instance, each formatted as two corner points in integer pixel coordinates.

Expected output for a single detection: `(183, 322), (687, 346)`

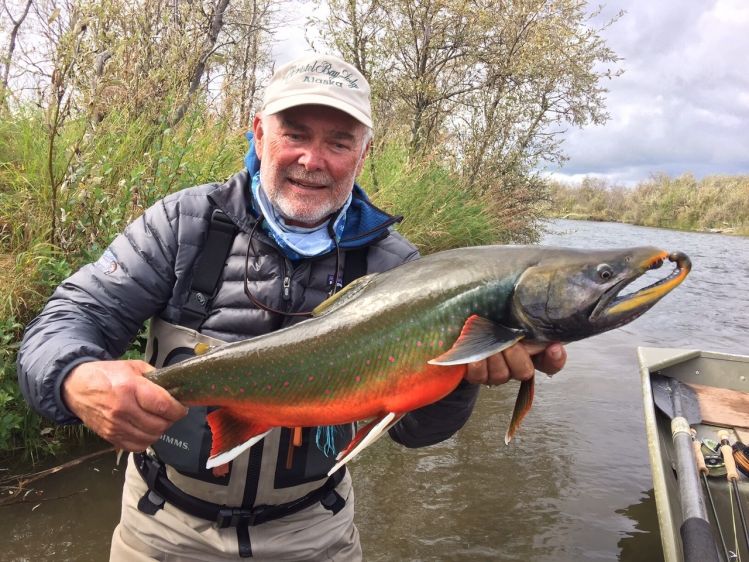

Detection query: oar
(652, 375), (721, 562)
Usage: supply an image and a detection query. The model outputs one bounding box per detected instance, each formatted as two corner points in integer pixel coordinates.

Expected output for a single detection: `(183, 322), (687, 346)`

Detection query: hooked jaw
(591, 250), (691, 323)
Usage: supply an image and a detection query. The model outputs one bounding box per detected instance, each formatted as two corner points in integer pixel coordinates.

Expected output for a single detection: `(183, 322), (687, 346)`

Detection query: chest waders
(134, 209), (369, 558)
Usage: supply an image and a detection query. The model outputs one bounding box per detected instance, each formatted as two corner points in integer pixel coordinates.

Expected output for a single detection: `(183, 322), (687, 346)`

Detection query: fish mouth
(591, 250), (691, 322)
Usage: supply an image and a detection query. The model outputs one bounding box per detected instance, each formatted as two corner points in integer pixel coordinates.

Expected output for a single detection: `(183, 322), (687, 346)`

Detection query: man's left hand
(464, 342), (566, 386)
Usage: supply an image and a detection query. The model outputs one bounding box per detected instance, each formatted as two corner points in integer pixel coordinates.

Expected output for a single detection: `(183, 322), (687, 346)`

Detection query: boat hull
(639, 347), (749, 562)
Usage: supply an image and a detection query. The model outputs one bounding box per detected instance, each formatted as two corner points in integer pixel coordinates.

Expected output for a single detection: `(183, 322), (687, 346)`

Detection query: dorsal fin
(312, 273), (377, 316)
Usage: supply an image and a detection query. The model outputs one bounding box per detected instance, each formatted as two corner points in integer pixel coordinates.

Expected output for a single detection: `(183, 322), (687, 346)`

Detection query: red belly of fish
(207, 363), (467, 428)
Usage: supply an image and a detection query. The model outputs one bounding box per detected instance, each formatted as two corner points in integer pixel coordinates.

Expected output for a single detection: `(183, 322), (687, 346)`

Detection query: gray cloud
(551, 0), (749, 184)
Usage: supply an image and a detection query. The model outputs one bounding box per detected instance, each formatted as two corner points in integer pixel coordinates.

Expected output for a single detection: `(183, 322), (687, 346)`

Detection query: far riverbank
(548, 172), (749, 237)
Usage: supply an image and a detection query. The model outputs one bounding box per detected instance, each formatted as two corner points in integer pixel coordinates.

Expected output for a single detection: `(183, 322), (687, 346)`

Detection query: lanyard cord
(243, 213), (341, 317)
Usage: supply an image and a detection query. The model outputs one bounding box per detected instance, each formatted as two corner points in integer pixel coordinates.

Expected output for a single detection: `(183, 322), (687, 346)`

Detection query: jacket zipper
(282, 258), (293, 302)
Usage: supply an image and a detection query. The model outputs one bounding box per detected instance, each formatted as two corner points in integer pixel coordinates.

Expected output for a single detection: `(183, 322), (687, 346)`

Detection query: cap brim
(263, 94), (372, 128)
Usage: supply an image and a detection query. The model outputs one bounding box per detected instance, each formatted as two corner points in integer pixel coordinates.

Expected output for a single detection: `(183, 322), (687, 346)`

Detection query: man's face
(253, 105), (371, 227)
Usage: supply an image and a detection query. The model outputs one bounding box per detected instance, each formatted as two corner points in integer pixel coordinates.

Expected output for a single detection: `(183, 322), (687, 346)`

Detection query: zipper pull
(283, 275), (291, 300)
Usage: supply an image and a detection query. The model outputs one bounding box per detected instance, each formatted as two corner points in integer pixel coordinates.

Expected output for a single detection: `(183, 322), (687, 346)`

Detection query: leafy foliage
(315, 0), (622, 210)
(549, 173), (749, 234)
(0, 106), (245, 457)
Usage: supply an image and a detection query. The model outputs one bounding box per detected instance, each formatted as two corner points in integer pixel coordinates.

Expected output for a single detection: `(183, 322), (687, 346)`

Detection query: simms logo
(159, 434), (189, 450)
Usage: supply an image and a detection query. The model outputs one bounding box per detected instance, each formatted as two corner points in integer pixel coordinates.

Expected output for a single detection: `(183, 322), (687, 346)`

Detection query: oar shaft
(673, 417), (709, 521)
(672, 417), (721, 562)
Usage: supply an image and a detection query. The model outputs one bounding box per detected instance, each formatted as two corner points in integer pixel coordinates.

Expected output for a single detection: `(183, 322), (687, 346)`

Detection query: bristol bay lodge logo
(285, 60), (361, 89)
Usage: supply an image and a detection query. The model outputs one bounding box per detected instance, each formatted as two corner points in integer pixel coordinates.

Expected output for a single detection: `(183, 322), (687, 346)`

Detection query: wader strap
(134, 452), (346, 526)
(342, 247), (368, 287)
(181, 209), (237, 330)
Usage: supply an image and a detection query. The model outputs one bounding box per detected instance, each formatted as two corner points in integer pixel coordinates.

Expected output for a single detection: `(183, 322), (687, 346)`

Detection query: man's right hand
(62, 360), (188, 451)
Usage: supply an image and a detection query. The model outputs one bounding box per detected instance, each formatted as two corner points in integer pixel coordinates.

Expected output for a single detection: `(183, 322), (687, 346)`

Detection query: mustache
(285, 167), (332, 186)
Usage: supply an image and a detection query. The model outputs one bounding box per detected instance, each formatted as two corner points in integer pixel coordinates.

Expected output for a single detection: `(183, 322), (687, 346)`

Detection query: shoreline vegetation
(547, 174), (749, 236)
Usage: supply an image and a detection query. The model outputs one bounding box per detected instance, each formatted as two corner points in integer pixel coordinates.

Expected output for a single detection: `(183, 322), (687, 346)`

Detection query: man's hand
(464, 342), (566, 386)
(62, 360), (188, 451)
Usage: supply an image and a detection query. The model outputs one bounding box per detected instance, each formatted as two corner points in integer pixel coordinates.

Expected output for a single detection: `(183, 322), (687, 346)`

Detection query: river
(2, 219), (748, 561)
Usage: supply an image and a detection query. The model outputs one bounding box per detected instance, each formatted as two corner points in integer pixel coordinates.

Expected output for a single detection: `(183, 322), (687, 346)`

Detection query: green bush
(548, 173), (749, 234)
(364, 142), (500, 254)
(0, 106), (247, 458)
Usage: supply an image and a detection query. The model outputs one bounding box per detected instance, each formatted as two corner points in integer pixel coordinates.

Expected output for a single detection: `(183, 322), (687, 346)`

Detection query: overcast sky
(550, 0), (749, 186)
(274, 1), (749, 186)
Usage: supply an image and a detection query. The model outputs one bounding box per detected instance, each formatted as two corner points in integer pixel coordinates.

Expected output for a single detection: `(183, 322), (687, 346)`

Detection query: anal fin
(327, 413), (404, 476)
(504, 376), (535, 444)
(205, 408), (272, 469)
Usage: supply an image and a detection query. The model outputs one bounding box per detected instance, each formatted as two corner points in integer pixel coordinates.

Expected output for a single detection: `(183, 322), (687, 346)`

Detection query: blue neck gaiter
(250, 169), (351, 260)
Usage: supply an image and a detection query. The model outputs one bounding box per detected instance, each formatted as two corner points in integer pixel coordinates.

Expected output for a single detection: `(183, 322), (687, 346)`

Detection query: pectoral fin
(327, 412), (404, 476)
(428, 315), (526, 366)
(504, 376), (535, 444)
(205, 408), (272, 469)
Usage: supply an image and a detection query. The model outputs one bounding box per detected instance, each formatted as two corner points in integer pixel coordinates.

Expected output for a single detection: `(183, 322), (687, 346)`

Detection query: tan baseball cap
(262, 54), (372, 128)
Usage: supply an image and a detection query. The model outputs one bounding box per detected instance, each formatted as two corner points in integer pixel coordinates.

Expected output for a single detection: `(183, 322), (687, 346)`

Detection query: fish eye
(597, 264), (614, 280)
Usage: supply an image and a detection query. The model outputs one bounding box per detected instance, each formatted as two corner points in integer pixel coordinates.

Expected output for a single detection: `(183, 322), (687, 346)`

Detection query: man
(17, 54), (566, 561)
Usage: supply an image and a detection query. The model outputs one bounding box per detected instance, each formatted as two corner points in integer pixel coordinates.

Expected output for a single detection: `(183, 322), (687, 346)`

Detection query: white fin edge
(205, 430), (272, 469)
(326, 413), (397, 476)
(427, 335), (523, 366)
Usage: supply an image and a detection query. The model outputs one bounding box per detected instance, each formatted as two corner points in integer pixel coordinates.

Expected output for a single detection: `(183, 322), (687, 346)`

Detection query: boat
(639, 347), (749, 562)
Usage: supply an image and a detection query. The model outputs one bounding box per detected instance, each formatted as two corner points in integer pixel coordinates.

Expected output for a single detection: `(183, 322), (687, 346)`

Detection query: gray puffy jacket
(17, 169), (479, 447)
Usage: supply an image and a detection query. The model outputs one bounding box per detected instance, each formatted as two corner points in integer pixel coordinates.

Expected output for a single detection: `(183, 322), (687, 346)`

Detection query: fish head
(510, 247), (690, 341)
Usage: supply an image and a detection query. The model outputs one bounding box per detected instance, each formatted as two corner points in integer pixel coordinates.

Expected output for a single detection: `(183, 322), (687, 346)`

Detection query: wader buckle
(217, 505), (267, 528)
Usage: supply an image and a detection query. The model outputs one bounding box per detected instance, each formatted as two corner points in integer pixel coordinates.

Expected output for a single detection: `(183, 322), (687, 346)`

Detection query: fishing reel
(733, 442), (749, 479)
(702, 439), (727, 477)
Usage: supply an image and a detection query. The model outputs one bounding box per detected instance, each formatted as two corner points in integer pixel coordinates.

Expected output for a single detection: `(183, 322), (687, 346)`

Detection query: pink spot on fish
(416, 341), (422, 347)
(438, 340), (444, 348)
(283, 381), (289, 387)
(308, 375), (315, 382)
(388, 356), (395, 363)
(266, 384), (272, 391)
(355, 376), (361, 382)
(211, 384), (216, 391)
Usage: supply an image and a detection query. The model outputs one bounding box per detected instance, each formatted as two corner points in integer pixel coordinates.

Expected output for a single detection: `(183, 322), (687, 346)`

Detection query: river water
(2, 219), (748, 561)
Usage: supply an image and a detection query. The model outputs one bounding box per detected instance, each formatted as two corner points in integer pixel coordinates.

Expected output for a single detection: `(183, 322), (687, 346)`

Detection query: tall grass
(363, 143), (499, 254)
(549, 173), (749, 235)
(0, 106), (246, 458)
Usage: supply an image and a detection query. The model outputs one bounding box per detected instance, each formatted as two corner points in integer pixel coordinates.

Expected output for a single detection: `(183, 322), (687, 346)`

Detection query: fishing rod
(718, 430), (749, 555)
(693, 430), (731, 562)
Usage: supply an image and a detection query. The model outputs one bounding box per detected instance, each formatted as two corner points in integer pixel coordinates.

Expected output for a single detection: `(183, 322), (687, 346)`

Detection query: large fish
(147, 246), (690, 472)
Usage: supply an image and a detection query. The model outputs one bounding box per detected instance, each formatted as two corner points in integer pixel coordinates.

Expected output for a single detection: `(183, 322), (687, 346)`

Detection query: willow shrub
(363, 142), (499, 254)
(549, 173), (749, 234)
(0, 107), (247, 456)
